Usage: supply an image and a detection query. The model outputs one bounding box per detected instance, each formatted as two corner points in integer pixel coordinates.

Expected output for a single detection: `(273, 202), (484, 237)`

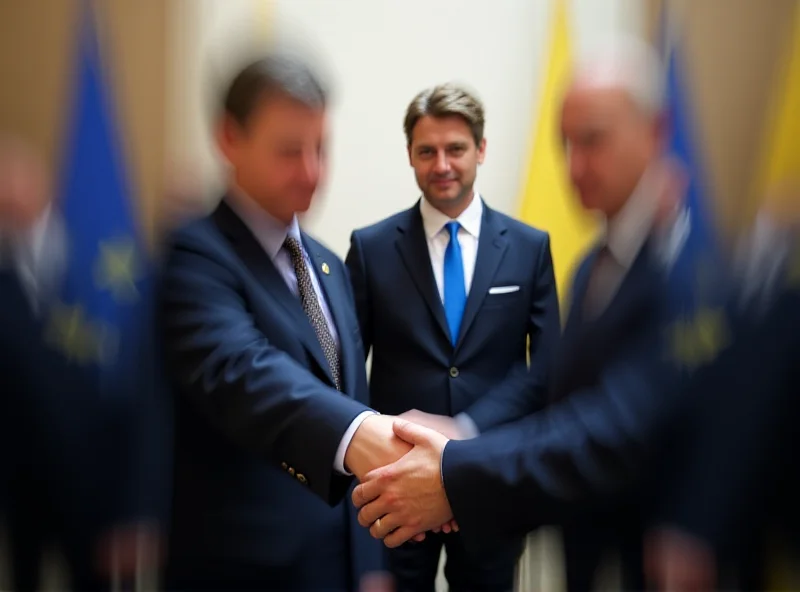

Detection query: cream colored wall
(166, 0), (646, 257)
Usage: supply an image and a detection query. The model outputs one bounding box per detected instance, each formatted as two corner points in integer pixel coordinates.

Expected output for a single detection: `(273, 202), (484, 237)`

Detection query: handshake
(343, 411), (471, 548)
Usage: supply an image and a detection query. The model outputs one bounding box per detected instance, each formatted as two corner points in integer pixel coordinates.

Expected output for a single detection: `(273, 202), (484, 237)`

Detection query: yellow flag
(518, 0), (599, 307)
(751, 4), (800, 216)
(256, 0), (272, 39)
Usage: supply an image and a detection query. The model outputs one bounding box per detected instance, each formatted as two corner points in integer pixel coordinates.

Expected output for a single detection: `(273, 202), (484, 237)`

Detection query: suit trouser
(7, 470), (107, 592)
(164, 550), (352, 592)
(562, 520), (647, 592)
(387, 531), (523, 592)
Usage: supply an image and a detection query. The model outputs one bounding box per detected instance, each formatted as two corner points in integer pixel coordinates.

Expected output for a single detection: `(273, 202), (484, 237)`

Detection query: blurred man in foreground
(159, 53), (416, 591)
(648, 196), (800, 592)
(352, 38), (717, 591)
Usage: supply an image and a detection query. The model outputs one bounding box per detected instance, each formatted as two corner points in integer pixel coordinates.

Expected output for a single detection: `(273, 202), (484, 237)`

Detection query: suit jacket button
(288, 467), (296, 476)
(449, 367), (459, 378)
(297, 474), (308, 485)
(281, 462), (288, 470)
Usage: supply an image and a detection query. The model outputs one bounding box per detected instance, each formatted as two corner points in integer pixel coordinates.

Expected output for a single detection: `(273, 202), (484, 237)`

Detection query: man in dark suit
(351, 38), (716, 592)
(0, 136), (165, 592)
(345, 82), (560, 592)
(647, 212), (800, 592)
(159, 54), (414, 591)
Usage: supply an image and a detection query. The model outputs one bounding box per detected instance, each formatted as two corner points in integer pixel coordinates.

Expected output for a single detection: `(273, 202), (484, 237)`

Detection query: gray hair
(571, 36), (666, 117)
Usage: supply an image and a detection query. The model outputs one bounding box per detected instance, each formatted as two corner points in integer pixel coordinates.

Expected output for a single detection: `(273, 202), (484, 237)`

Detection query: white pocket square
(488, 285), (520, 295)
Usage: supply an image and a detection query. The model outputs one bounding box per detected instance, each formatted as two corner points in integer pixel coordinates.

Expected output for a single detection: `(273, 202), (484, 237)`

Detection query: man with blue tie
(345, 83), (560, 592)
(160, 54), (413, 591)
(351, 39), (717, 592)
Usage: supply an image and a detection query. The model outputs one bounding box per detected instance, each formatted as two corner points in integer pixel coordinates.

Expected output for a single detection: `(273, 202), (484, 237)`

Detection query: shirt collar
(604, 167), (660, 269)
(0, 204), (54, 266)
(419, 191), (484, 240)
(226, 186), (301, 260)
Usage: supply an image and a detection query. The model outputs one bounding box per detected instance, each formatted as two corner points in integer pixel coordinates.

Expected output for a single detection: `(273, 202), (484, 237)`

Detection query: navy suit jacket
(0, 262), (168, 545)
(441, 230), (707, 550)
(160, 201), (383, 578)
(657, 264), (800, 557)
(345, 201), (559, 425)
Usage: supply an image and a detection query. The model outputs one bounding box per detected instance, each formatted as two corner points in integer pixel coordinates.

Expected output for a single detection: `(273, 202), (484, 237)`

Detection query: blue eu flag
(665, 42), (719, 255)
(662, 28), (726, 310)
(45, 5), (152, 375)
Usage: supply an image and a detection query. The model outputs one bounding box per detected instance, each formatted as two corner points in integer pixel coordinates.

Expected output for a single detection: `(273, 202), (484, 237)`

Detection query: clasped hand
(346, 411), (463, 547)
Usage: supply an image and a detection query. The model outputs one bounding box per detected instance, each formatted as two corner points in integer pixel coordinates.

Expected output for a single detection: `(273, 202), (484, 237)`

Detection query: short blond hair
(403, 83), (485, 146)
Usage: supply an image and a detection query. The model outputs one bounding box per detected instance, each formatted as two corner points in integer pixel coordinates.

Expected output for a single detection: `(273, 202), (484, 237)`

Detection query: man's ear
(477, 137), (487, 165)
(216, 115), (243, 165)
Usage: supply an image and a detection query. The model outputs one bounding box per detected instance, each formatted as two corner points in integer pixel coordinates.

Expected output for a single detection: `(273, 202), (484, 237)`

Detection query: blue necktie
(443, 221), (466, 345)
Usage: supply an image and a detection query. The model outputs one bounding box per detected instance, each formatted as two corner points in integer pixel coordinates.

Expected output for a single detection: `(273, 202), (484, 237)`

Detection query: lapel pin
(321, 262), (330, 275)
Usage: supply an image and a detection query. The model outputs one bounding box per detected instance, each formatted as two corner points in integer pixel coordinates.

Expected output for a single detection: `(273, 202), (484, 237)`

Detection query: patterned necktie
(283, 236), (342, 390)
(443, 221), (466, 345)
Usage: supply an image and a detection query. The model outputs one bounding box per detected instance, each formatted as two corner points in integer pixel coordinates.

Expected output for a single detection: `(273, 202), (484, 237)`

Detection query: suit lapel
(212, 202), (335, 387)
(394, 206), (451, 341)
(302, 234), (359, 397)
(551, 245), (658, 401)
(563, 247), (599, 336)
(455, 206), (508, 349)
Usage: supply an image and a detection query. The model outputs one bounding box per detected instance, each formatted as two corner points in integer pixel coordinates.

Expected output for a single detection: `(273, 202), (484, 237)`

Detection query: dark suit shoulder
(486, 207), (550, 246)
(351, 206), (417, 244)
(165, 214), (225, 253)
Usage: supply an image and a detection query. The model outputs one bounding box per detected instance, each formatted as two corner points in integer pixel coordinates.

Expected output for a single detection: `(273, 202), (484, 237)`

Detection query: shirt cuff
(334, 410), (377, 475)
(440, 441), (449, 486)
(454, 412), (480, 439)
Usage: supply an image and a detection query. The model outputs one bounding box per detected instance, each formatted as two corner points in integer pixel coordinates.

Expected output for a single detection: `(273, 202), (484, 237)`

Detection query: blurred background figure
(0, 2), (169, 588)
(0, 133), (159, 592)
(647, 196), (800, 592)
(0, 133), (55, 537)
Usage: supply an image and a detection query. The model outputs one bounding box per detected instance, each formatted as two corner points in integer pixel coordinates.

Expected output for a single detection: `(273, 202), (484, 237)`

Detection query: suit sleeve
(344, 231), (373, 358)
(654, 289), (800, 555)
(161, 238), (371, 505)
(114, 289), (172, 527)
(463, 233), (561, 431)
(442, 314), (675, 548)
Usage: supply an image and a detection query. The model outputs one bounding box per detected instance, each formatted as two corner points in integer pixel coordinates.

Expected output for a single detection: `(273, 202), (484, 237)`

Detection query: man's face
(219, 94), (326, 221)
(0, 138), (50, 232)
(560, 85), (662, 217)
(408, 115), (485, 214)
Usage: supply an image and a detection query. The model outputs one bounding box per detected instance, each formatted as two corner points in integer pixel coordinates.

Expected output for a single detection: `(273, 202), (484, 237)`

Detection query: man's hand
(94, 522), (162, 580)
(645, 527), (716, 592)
(398, 409), (471, 440)
(344, 414), (412, 481)
(352, 419), (453, 548)
(359, 571), (396, 592)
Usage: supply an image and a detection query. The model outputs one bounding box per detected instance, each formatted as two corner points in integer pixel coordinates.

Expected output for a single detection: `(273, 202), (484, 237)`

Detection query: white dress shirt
(419, 193), (485, 438)
(586, 166), (689, 316)
(419, 192), (483, 301)
(227, 190), (372, 475)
